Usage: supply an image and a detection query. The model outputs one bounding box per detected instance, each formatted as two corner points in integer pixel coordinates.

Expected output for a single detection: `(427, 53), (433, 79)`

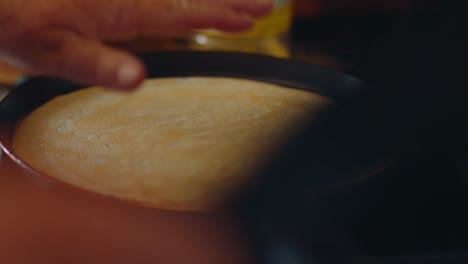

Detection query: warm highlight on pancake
(12, 77), (332, 211)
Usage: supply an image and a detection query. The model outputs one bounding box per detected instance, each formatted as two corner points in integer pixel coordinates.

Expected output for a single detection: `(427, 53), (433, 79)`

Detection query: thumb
(17, 30), (146, 91)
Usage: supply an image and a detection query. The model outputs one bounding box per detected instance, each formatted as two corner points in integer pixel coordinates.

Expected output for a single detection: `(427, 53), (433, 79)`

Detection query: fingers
(0, 0), (275, 91)
(176, 4), (256, 33)
(13, 30), (146, 90)
(161, 0), (273, 32)
(97, 0), (273, 37)
(210, 0), (273, 16)
(168, 0), (273, 18)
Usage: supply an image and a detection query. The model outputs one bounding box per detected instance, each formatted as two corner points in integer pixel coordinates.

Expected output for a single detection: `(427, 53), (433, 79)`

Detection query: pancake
(12, 77), (333, 211)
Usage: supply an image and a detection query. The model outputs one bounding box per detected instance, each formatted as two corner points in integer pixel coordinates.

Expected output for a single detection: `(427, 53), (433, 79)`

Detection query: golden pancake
(12, 77), (333, 211)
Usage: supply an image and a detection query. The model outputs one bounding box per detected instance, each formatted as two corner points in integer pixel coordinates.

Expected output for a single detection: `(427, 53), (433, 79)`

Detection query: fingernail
(116, 60), (141, 89)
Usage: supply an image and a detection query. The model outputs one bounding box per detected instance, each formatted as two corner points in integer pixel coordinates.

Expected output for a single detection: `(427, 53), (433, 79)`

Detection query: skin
(0, 0), (272, 90)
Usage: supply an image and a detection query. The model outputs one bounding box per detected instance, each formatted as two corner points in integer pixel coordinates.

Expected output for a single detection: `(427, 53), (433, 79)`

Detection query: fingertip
(114, 58), (146, 91)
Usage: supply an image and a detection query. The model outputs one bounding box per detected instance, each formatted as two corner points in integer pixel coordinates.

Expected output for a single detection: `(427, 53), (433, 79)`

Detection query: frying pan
(2, 48), (465, 263)
(0, 43), (465, 263)
(0, 50), (381, 261)
(2, 50), (418, 264)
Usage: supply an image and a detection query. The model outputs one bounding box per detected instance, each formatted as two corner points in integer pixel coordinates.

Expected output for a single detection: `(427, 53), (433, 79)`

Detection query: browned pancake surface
(13, 77), (332, 211)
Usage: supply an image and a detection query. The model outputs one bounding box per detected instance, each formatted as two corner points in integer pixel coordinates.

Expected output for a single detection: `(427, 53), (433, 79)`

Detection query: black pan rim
(1, 50), (365, 120)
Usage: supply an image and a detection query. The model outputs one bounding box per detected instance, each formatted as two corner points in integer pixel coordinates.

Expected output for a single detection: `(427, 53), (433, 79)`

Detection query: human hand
(0, 0), (272, 90)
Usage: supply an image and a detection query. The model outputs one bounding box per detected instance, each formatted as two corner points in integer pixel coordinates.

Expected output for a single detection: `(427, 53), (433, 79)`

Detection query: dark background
(240, 1), (468, 261)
